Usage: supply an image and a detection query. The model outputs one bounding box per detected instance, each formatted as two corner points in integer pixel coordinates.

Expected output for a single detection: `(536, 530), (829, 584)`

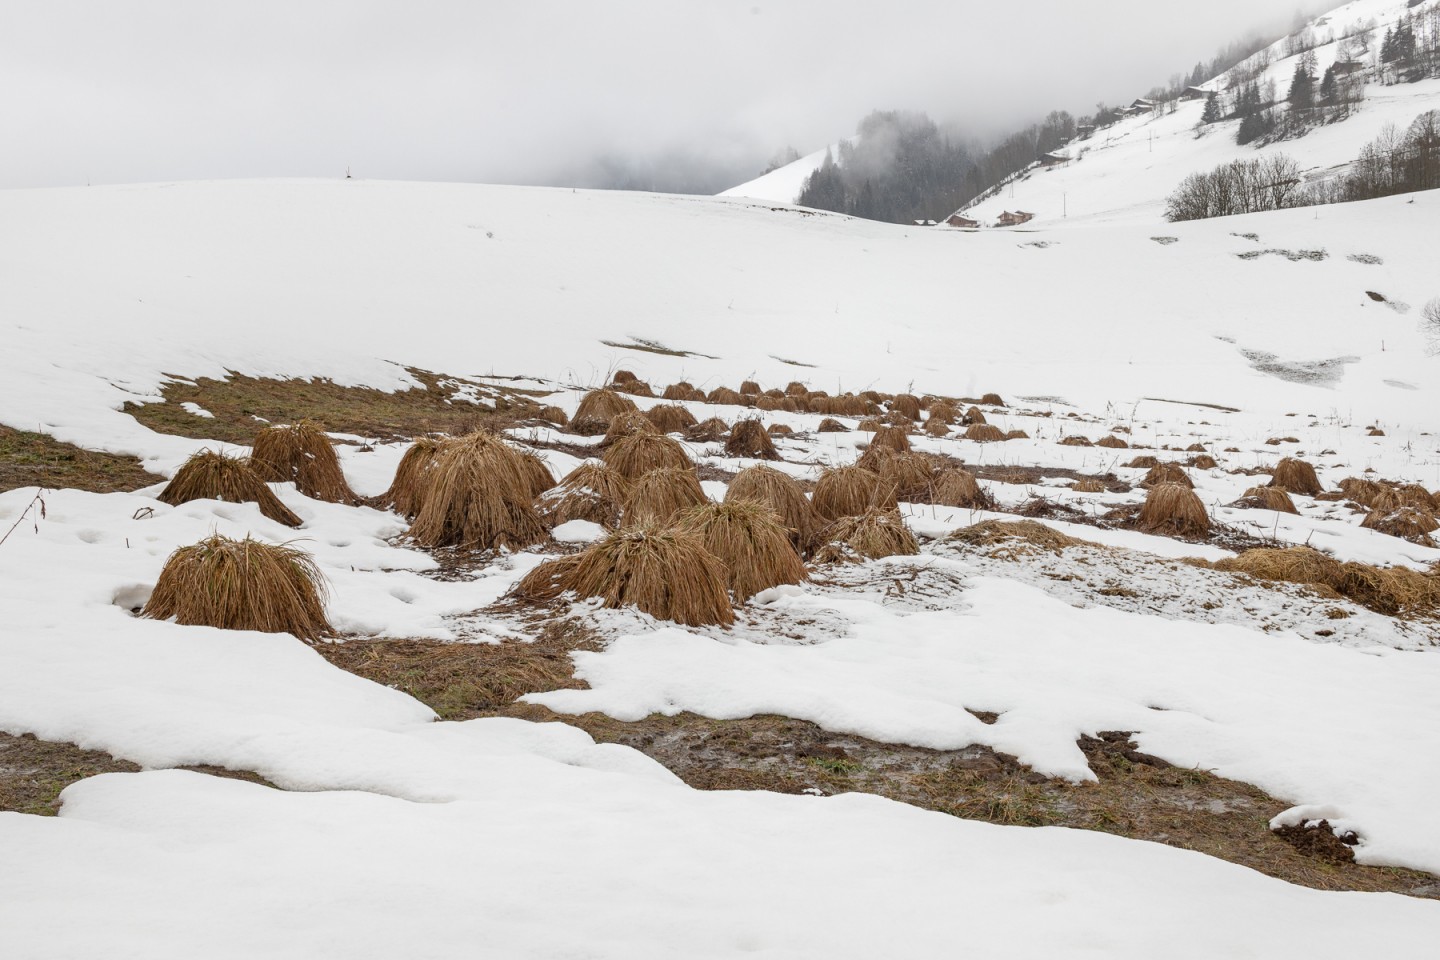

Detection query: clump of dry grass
(962, 406), (987, 426)
(813, 465), (896, 520)
(378, 438), (446, 518)
(1137, 483), (1210, 537)
(1336, 562), (1440, 616)
(613, 380), (655, 398)
(947, 519), (1080, 555)
(569, 389), (637, 435)
(932, 468), (992, 508)
(754, 396), (783, 411)
(1397, 484), (1438, 509)
(817, 417), (848, 433)
(890, 394), (922, 420)
(249, 420), (359, 504)
(1059, 435), (1093, 447)
(537, 405), (568, 425)
(725, 464), (818, 547)
(517, 450), (556, 497)
(1269, 458), (1323, 497)
(980, 392), (1004, 406)
(964, 423), (1006, 442)
(1235, 486), (1299, 514)
(675, 500), (807, 602)
(1140, 462), (1193, 489)
(739, 379), (762, 396)
(857, 417), (883, 433)
(621, 467), (708, 527)
(708, 386), (745, 405)
(601, 411), (661, 447)
(928, 401), (958, 424)
(1126, 456), (1160, 469)
(1096, 435), (1129, 449)
(538, 461), (631, 529)
(725, 419), (780, 460)
(520, 527), (734, 626)
(767, 423), (794, 437)
(1361, 505), (1438, 546)
(686, 417), (730, 442)
(662, 381), (700, 401)
(784, 381), (807, 396)
(1005, 429), (1030, 440)
(142, 534), (330, 640)
(408, 432), (548, 550)
(812, 508), (918, 562)
(924, 419), (950, 438)
(603, 431), (694, 480)
(613, 370), (639, 385)
(159, 450), (303, 527)
(1189, 455), (1219, 470)
(868, 425), (912, 453)
(1214, 547), (1343, 590)
(812, 394), (869, 417)
(1071, 478), (1107, 494)
(856, 447), (937, 500)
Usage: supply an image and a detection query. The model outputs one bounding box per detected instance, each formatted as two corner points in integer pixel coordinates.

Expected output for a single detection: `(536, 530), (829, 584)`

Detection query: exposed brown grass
(812, 465), (897, 520)
(378, 438), (445, 518)
(1336, 562), (1440, 616)
(890, 394), (921, 421)
(1071, 478), (1107, 493)
(538, 461), (631, 529)
(1005, 430), (1030, 440)
(612, 370), (639, 385)
(621, 467), (708, 527)
(725, 419), (780, 460)
(1236, 486), (1299, 514)
(868, 425), (912, 453)
(662, 381), (698, 401)
(1362, 506), (1438, 546)
(708, 386), (745, 405)
(922, 419), (949, 438)
(158, 450), (303, 527)
(1189, 455), (1219, 470)
(517, 450), (556, 497)
(675, 500), (808, 602)
(767, 423), (794, 437)
(0, 425), (163, 494)
(1137, 483), (1210, 537)
(964, 423), (1006, 442)
(1096, 435), (1129, 449)
(856, 448), (936, 500)
(569, 389), (638, 435)
(980, 392), (1004, 406)
(1269, 458), (1323, 497)
(927, 401), (958, 424)
(739, 379), (762, 396)
(932, 468), (992, 509)
(962, 406), (987, 425)
(142, 534), (331, 640)
(537, 405), (568, 425)
(686, 417), (730, 442)
(600, 410), (661, 447)
(812, 394), (869, 417)
(613, 380), (656, 398)
(522, 527), (735, 626)
(1059, 435), (1093, 447)
(1214, 547), (1344, 590)
(1126, 456), (1160, 469)
(812, 508), (918, 562)
(1140, 462), (1193, 489)
(603, 431), (694, 480)
(725, 464), (819, 547)
(947, 519), (1081, 556)
(407, 432), (549, 550)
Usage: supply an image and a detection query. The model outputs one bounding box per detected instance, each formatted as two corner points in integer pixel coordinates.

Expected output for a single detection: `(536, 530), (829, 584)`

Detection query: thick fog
(1, 0), (1330, 192)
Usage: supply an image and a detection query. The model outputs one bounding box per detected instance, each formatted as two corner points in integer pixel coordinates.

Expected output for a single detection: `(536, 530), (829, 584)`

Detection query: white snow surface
(719, 141), (846, 203)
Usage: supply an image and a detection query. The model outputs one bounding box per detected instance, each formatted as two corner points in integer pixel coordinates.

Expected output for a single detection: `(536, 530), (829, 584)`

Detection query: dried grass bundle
(947, 519), (1079, 554)
(856, 448), (936, 500)
(1126, 456), (1160, 469)
(1189, 455), (1219, 470)
(964, 423), (1006, 442)
(569, 389), (638, 435)
(1235, 486), (1298, 514)
(785, 381), (808, 396)
(249, 420), (359, 504)
(869, 425), (912, 454)
(1096, 434), (1128, 449)
(767, 424), (794, 437)
(531, 527), (735, 626)
(601, 411), (661, 446)
(1214, 547), (1342, 589)
(725, 419), (780, 460)
(622, 467), (708, 527)
(407, 432), (548, 550)
(980, 392), (1004, 406)
(1137, 483), (1210, 537)
(708, 387), (744, 405)
(378, 438), (445, 518)
(739, 380), (762, 396)
(1361, 506), (1438, 546)
(755, 396), (783, 411)
(1005, 430), (1030, 440)
(857, 418), (883, 432)
(1336, 562), (1440, 616)
(932, 468), (992, 508)
(612, 370), (639, 385)
(686, 417), (730, 442)
(1071, 478), (1107, 493)
(517, 450), (556, 497)
(817, 418), (848, 433)
(1059, 435), (1093, 447)
(927, 401), (958, 424)
(725, 464), (818, 547)
(890, 394), (921, 421)
(537, 406), (568, 425)
(962, 406), (987, 426)
(812, 508), (918, 562)
(813, 465), (896, 520)
(1269, 458), (1323, 497)
(661, 381), (695, 401)
(603, 431), (694, 480)
(614, 380), (656, 398)
(142, 534), (330, 640)
(539, 461), (631, 529)
(675, 500), (807, 602)
(924, 419), (950, 438)
(1140, 462), (1193, 489)
(159, 450), (302, 527)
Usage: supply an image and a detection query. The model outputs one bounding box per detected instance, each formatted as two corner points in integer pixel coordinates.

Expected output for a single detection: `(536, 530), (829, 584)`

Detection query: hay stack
(964, 424), (1006, 443)
(890, 394), (922, 421)
(768, 424), (794, 437)
(621, 467), (708, 527)
(1361, 505), (1438, 546)
(1096, 435), (1129, 449)
(812, 509), (918, 562)
(676, 500), (807, 602)
(1137, 483), (1210, 537)
(725, 419), (780, 460)
(1005, 430), (1030, 440)
(1336, 562), (1440, 616)
(932, 468), (991, 509)
(614, 380), (656, 398)
(784, 381), (808, 396)
(251, 422), (359, 504)
(927, 401), (958, 424)
(1397, 484), (1437, 509)
(754, 396), (783, 411)
(142, 534), (330, 640)
(1059, 435), (1093, 447)
(569, 389), (637, 436)
(662, 381), (697, 401)
(813, 466), (896, 520)
(739, 380), (762, 396)
(1235, 486), (1299, 514)
(603, 432), (694, 480)
(1140, 462), (1193, 489)
(980, 392), (1004, 406)
(947, 519), (1079, 554)
(601, 411), (661, 447)
(539, 461), (631, 529)
(869, 425), (912, 454)
(378, 438), (445, 519)
(708, 386), (745, 405)
(1071, 478), (1107, 494)
(858, 449), (937, 501)
(686, 417), (730, 443)
(612, 370), (639, 385)
(1214, 547), (1342, 589)
(537, 406), (568, 426)
(645, 404), (698, 435)
(857, 418), (883, 432)
(1268, 458), (1323, 497)
(923, 419), (950, 438)
(407, 432), (548, 550)
(517, 451), (556, 497)
(1126, 456), (1160, 469)
(159, 450), (302, 527)
(817, 418), (848, 433)
(521, 527), (734, 626)
(1189, 455), (1219, 470)
(962, 406), (987, 426)
(725, 464), (818, 547)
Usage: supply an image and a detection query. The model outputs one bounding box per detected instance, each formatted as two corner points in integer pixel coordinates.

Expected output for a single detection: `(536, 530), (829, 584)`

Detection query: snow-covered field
(3, 141), (1440, 953)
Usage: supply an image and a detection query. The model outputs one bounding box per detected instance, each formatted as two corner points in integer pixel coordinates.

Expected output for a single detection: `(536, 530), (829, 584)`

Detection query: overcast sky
(1, 0), (1326, 193)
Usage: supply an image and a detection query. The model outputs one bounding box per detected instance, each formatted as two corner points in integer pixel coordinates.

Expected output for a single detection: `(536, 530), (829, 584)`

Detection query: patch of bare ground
(968, 463), (1131, 493)
(312, 614), (1439, 898)
(0, 425), (163, 494)
(125, 368), (549, 444)
(0, 731), (275, 816)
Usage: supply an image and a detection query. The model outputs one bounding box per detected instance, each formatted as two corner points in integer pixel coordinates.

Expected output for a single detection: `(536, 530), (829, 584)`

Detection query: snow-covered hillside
(719, 141), (845, 203)
(965, 0), (1440, 225)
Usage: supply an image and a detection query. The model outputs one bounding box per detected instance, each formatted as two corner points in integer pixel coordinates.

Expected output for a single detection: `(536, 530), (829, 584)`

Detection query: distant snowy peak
(719, 140), (852, 204)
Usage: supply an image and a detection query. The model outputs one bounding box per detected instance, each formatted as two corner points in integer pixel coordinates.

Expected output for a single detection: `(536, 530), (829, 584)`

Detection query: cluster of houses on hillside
(933, 210), (1033, 229)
